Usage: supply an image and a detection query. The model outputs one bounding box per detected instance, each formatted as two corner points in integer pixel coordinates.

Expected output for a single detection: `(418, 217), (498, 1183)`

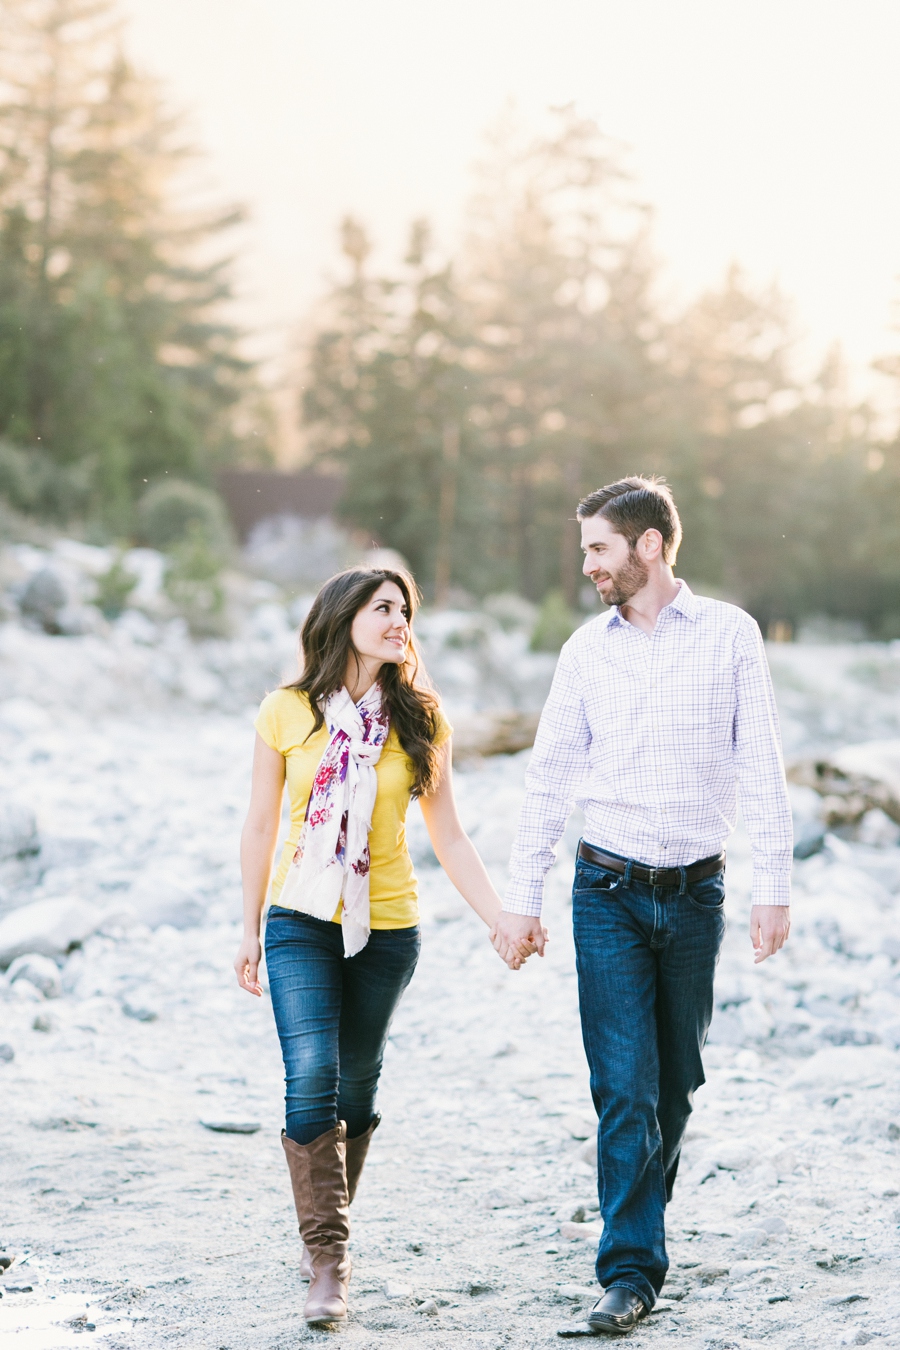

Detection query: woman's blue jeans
(265, 906), (420, 1145)
(572, 850), (726, 1311)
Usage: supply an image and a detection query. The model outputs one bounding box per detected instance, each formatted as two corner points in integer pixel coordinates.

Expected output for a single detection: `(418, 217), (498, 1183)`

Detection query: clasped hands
(490, 911), (548, 971)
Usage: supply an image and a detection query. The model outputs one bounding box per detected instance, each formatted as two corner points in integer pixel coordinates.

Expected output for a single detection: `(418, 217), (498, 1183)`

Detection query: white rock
(7, 953), (62, 998)
(578, 1139), (597, 1168)
(729, 1260), (764, 1279)
(53, 539), (114, 577)
(115, 609), (160, 645)
(557, 1284), (597, 1300)
(383, 1281), (412, 1300)
(686, 1139), (758, 1186)
(734, 1226), (768, 1250)
(562, 1113), (595, 1140)
(745, 1162), (779, 1191)
(125, 874), (207, 931)
(789, 782), (825, 824)
(714, 1141), (756, 1171)
(10, 978), (43, 1003)
(831, 739), (900, 802)
(480, 1187), (520, 1209)
(0, 898), (99, 968)
(768, 1147), (800, 1180)
(560, 1221), (602, 1241)
(857, 808), (900, 847)
(790, 1045), (899, 1089)
(0, 697), (51, 736)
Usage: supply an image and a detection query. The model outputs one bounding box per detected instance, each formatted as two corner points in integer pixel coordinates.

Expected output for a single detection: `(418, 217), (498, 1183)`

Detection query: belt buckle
(647, 867), (664, 886)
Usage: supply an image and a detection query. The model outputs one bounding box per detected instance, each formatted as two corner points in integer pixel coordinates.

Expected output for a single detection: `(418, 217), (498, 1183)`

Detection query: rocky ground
(1, 625), (900, 1349)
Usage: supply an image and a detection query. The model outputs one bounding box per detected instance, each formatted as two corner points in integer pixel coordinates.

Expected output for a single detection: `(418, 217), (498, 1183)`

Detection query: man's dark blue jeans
(265, 906), (420, 1145)
(572, 849), (726, 1311)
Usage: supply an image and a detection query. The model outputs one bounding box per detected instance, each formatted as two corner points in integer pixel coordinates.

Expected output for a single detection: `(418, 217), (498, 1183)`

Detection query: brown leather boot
(346, 1113), (380, 1204)
(300, 1115), (381, 1281)
(281, 1125), (351, 1324)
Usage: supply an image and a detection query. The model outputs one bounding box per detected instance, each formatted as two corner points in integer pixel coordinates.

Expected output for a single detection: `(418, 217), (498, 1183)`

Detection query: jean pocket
(687, 873), (726, 911)
(574, 862), (623, 895)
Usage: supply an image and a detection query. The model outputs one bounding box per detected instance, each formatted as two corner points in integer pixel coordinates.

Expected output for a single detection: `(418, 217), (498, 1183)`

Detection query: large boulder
(19, 567), (68, 632)
(789, 1045), (899, 1090)
(120, 872), (208, 930)
(452, 711), (540, 759)
(787, 739), (900, 827)
(0, 897), (98, 968)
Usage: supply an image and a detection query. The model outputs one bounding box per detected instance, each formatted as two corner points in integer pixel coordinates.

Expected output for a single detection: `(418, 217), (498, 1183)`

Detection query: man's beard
(595, 547), (649, 607)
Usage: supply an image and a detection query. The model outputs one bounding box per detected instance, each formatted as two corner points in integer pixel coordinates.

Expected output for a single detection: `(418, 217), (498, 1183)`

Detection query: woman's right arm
(234, 732), (286, 996)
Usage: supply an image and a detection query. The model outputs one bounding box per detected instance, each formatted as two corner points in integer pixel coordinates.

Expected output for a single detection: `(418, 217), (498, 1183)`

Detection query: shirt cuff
(502, 886), (544, 918)
(751, 871), (791, 906)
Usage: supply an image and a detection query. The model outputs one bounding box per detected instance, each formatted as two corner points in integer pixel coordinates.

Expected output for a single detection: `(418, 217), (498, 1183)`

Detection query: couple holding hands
(234, 475), (792, 1334)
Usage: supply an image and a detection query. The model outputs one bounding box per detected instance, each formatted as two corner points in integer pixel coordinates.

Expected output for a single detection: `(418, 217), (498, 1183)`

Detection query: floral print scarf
(278, 682), (390, 956)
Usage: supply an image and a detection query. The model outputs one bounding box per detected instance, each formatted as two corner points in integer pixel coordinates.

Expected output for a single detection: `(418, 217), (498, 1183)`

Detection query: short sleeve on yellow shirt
(433, 706), (452, 749)
(254, 690), (296, 753)
(254, 688), (452, 928)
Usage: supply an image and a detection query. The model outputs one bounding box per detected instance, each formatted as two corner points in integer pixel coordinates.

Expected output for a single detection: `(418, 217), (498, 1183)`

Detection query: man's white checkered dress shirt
(505, 581), (793, 916)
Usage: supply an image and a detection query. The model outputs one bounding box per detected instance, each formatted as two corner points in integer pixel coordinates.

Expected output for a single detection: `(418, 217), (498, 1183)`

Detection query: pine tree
(303, 216), (484, 597)
(0, 0), (263, 528)
(462, 106), (666, 601)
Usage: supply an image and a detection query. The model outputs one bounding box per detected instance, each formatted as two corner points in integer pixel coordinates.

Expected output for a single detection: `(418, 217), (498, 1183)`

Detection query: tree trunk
(433, 422), (459, 606)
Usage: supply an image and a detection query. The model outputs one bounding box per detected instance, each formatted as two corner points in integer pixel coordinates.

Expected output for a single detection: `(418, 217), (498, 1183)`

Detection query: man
(492, 476), (792, 1336)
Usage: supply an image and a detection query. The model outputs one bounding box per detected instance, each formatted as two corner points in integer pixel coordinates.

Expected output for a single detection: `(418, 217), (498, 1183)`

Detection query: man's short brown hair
(577, 475), (682, 564)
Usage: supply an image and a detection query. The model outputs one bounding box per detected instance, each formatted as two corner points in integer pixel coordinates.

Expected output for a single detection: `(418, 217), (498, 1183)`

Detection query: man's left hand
(750, 905), (790, 963)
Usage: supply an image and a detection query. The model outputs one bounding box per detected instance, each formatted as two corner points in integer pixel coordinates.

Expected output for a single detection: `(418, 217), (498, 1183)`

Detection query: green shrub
(0, 439), (93, 520)
(0, 440), (40, 511)
(530, 590), (577, 652)
(163, 523), (228, 636)
(137, 480), (233, 555)
(94, 556), (138, 619)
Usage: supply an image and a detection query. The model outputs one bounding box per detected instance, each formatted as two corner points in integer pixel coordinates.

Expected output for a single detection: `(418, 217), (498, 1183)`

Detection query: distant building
(216, 470), (343, 542)
(216, 469), (368, 586)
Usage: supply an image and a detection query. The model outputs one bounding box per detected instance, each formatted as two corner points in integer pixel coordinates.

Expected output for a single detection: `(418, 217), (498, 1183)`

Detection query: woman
(234, 566), (535, 1326)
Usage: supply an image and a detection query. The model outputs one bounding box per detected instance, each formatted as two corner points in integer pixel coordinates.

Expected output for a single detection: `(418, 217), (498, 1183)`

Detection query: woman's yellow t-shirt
(254, 687), (452, 929)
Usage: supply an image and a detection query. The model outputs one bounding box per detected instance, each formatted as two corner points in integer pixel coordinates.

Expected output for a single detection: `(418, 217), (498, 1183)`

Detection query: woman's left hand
(234, 933), (263, 996)
(494, 931), (545, 971)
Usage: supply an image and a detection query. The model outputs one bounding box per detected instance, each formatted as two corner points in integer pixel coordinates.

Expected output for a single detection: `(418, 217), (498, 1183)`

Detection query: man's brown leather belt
(577, 841), (725, 887)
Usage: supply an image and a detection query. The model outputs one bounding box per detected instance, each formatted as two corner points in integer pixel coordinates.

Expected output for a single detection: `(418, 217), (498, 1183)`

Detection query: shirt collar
(607, 578), (699, 629)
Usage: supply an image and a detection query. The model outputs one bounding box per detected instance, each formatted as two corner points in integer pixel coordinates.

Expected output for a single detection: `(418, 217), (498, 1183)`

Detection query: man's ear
(640, 528), (664, 561)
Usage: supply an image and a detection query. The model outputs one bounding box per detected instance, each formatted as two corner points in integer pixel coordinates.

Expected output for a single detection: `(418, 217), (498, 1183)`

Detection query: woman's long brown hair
(284, 566), (442, 798)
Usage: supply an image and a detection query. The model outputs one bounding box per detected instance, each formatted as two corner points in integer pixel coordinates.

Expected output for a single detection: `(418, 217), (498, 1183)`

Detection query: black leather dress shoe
(587, 1287), (649, 1335)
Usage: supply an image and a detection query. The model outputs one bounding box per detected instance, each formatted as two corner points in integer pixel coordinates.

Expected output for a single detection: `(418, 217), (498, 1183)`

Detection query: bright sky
(122, 0), (900, 407)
